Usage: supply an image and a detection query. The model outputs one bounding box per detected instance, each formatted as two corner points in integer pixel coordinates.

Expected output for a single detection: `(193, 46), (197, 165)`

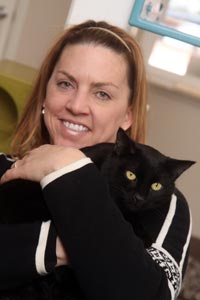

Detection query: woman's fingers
(0, 145), (86, 184)
(0, 160), (22, 183)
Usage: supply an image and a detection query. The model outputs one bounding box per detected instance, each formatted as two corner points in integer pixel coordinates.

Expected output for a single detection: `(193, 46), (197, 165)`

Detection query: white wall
(66, 0), (134, 30)
(5, 0), (72, 69)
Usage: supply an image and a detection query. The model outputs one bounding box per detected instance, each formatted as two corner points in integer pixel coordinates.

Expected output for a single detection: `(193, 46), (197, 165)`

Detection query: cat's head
(105, 128), (195, 213)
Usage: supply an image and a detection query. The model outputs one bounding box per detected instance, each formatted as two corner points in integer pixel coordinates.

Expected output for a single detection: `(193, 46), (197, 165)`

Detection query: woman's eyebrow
(92, 82), (119, 89)
(57, 70), (76, 82)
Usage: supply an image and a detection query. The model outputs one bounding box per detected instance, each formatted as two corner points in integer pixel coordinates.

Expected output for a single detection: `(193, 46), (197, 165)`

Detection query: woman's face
(43, 44), (132, 148)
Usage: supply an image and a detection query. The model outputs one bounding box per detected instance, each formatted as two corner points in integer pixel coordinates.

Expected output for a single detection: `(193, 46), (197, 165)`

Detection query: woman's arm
(0, 153), (67, 289)
(137, 188), (191, 299)
(0, 221), (57, 290)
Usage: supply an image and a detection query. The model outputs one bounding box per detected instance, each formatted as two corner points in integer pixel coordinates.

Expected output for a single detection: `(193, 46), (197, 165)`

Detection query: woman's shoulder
(0, 153), (14, 176)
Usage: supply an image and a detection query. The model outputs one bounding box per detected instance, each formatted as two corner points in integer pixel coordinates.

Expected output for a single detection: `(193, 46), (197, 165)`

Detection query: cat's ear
(167, 159), (196, 180)
(114, 128), (136, 155)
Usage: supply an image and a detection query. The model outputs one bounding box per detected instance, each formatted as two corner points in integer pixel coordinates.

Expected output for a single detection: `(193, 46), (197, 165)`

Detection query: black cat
(0, 128), (195, 300)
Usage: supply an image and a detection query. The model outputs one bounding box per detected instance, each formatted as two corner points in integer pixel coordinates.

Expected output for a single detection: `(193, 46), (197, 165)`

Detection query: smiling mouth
(63, 121), (89, 132)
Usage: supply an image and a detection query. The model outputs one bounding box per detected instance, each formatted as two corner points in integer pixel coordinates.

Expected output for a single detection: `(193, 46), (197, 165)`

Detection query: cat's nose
(133, 194), (144, 205)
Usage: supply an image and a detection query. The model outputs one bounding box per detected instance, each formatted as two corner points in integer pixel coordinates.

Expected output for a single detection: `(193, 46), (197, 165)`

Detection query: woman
(0, 20), (191, 300)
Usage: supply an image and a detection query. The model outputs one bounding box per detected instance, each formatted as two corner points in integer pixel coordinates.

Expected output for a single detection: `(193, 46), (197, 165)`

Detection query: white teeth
(63, 121), (88, 132)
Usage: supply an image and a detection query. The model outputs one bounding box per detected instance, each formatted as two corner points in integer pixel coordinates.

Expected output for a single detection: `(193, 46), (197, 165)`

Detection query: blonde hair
(11, 20), (147, 158)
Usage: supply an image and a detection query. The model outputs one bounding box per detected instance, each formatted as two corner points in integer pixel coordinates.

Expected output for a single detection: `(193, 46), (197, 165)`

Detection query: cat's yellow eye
(126, 170), (136, 181)
(151, 182), (162, 191)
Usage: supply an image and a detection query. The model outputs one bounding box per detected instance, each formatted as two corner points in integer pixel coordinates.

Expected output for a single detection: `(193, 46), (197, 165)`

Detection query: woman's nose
(65, 91), (90, 115)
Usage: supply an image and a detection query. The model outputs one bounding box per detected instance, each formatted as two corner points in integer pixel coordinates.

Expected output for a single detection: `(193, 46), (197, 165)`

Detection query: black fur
(0, 128), (195, 299)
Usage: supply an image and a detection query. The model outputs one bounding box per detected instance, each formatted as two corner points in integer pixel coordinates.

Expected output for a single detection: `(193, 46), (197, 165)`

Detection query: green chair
(0, 60), (37, 153)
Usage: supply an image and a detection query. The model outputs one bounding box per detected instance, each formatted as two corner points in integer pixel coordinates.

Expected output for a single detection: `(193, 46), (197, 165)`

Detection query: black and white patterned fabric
(147, 245), (181, 298)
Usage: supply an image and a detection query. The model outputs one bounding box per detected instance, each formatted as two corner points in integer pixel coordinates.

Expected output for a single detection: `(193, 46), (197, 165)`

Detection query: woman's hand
(0, 145), (86, 184)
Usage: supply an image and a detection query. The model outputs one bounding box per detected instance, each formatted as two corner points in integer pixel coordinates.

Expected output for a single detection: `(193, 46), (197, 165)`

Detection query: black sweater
(0, 153), (192, 300)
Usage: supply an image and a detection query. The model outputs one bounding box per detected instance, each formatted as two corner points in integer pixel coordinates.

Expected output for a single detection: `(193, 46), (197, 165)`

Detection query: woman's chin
(53, 132), (92, 149)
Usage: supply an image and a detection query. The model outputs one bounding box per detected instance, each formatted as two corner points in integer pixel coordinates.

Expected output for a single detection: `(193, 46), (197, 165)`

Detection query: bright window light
(148, 37), (193, 75)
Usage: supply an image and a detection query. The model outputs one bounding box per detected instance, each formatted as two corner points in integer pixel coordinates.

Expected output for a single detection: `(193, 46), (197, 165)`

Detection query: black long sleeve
(0, 154), (57, 290)
(0, 221), (57, 290)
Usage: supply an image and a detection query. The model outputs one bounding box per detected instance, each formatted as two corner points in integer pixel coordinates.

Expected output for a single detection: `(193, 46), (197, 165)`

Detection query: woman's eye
(96, 91), (110, 100)
(57, 81), (72, 89)
(126, 170), (136, 181)
(151, 182), (163, 191)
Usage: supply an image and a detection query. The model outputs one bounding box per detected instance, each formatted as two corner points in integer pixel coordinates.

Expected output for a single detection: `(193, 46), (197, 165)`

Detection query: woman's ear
(120, 106), (133, 131)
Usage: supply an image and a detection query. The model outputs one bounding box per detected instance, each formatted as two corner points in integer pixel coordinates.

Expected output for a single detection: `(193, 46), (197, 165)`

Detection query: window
(149, 0), (200, 76)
